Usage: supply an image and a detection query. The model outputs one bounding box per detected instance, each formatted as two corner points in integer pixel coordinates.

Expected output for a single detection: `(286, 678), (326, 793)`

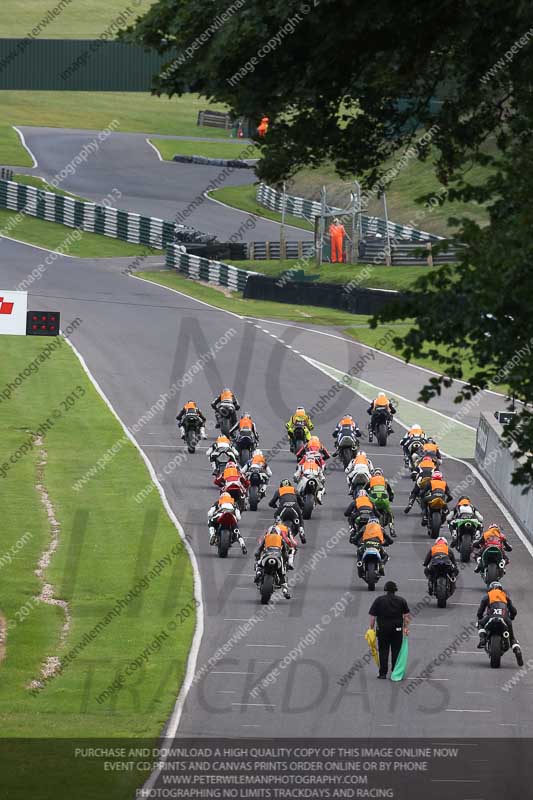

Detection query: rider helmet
(296, 406), (306, 414)
(489, 581), (503, 591)
(435, 536), (448, 545)
(280, 479), (291, 488)
(432, 470), (443, 480)
(219, 492), (234, 505)
(253, 449), (263, 457)
(356, 489), (369, 498)
(372, 468), (384, 476)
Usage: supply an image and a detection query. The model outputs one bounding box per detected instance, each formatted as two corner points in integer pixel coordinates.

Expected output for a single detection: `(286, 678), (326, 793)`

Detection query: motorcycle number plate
(492, 608), (503, 615)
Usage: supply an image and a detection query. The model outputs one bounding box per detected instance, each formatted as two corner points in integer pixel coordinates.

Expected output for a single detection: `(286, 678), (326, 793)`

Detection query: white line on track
(245, 643), (287, 647)
(210, 671), (253, 675)
(62, 333), (204, 797)
(232, 702), (275, 707)
(412, 623), (449, 627)
(250, 315), (507, 400)
(13, 126), (38, 167)
(145, 138), (163, 161)
(449, 602), (479, 607)
(445, 709), (491, 713)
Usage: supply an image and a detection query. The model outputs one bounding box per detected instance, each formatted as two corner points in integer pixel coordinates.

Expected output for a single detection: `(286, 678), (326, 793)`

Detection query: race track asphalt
(16, 126), (313, 243)
(2, 234), (532, 750)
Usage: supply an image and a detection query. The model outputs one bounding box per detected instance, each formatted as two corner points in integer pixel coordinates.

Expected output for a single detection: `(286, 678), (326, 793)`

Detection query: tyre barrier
(167, 243), (257, 292)
(0, 178), (219, 248)
(172, 154), (257, 169)
(243, 274), (405, 315)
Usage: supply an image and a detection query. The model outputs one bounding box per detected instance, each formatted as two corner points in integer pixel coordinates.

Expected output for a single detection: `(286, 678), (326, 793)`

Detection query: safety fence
(166, 243), (256, 292)
(256, 183), (439, 243)
(360, 237), (462, 265)
(476, 412), (533, 541)
(247, 240), (316, 260)
(197, 110), (233, 129)
(0, 179), (215, 248)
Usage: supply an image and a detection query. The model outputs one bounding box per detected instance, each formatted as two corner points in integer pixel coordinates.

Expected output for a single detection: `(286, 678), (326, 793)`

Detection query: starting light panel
(26, 311), (60, 336)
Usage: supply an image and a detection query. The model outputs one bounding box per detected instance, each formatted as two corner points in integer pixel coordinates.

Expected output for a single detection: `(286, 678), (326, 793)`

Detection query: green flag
(391, 637), (409, 681)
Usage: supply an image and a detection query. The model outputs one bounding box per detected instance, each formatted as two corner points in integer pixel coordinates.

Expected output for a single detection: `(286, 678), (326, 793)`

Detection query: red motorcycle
(214, 508), (241, 558)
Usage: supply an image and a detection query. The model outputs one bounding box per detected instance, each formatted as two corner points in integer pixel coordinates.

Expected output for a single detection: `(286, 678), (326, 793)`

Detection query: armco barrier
(243, 274), (403, 315)
(0, 179), (216, 248)
(256, 183), (439, 243)
(475, 411), (533, 540)
(166, 244), (256, 292)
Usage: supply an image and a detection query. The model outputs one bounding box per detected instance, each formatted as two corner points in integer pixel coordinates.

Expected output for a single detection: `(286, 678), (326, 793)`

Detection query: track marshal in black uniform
(368, 581), (410, 679)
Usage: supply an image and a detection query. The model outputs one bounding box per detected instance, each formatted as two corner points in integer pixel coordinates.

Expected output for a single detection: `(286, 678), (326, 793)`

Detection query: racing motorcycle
(234, 428), (256, 467)
(275, 506), (304, 544)
(296, 472), (321, 519)
(290, 421), (309, 455)
(481, 613), (523, 669)
(405, 438), (424, 470)
(369, 405), (392, 447)
(248, 463), (269, 511)
(256, 548), (286, 604)
(181, 410), (202, 454)
(357, 540), (384, 591)
(337, 430), (360, 468)
(348, 467), (370, 496)
(478, 545), (506, 586)
(211, 449), (234, 478)
(452, 515), (482, 563)
(213, 507), (241, 558)
(217, 400), (238, 436)
(424, 490), (448, 539)
(427, 556), (456, 608)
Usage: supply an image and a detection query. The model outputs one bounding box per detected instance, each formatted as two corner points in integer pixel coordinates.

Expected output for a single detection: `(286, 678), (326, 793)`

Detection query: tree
(124, 0), (533, 484)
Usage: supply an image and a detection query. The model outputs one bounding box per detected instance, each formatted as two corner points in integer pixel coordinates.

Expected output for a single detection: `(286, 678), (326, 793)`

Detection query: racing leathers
(473, 527), (512, 572)
(254, 529), (291, 598)
(269, 485), (306, 543)
(206, 437), (239, 474)
(477, 587), (519, 650)
(176, 403), (207, 439)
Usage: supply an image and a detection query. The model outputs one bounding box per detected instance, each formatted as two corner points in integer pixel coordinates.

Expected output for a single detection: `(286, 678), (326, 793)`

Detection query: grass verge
(136, 270), (371, 326)
(12, 173), (86, 201)
(0, 92), (230, 142)
(0, 334), (195, 795)
(151, 138), (259, 161)
(209, 184), (314, 232)
(234, 258), (440, 290)
(0, 208), (163, 258)
(0, 0), (157, 38)
(0, 125), (33, 167)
